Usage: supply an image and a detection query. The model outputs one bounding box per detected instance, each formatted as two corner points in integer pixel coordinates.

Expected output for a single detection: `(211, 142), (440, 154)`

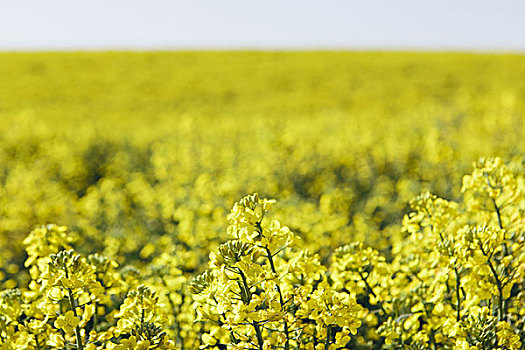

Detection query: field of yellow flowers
(0, 51), (525, 349)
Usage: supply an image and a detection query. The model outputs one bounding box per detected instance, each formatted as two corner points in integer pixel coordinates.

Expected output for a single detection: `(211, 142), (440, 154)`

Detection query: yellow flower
(54, 310), (80, 334)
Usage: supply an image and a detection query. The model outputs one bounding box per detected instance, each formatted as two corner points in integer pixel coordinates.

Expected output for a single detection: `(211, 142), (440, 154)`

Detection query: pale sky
(1, 0), (524, 50)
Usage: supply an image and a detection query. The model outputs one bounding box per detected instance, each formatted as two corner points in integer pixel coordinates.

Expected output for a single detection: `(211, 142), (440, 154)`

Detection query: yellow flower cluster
(0, 225), (180, 349)
(191, 193), (364, 350)
(377, 157), (525, 349)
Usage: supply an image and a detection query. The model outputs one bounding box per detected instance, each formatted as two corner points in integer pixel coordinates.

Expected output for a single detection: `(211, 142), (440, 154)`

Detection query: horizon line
(1, 46), (525, 54)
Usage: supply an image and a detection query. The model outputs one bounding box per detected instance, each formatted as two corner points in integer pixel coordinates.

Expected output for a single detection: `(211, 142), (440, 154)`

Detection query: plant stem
(253, 321), (265, 350)
(479, 244), (504, 321)
(357, 269), (387, 315)
(237, 268), (264, 350)
(265, 246), (290, 350)
(67, 289), (84, 350)
(64, 266), (84, 350)
(325, 325), (332, 350)
(454, 266), (461, 322)
(93, 302), (97, 332)
(35, 333), (41, 350)
(485, 173), (508, 255)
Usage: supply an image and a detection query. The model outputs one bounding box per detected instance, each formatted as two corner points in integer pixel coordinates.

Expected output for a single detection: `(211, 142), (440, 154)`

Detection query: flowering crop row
(0, 157), (524, 349)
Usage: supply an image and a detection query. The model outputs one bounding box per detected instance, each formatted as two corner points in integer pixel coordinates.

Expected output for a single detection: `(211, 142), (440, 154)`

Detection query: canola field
(0, 51), (525, 349)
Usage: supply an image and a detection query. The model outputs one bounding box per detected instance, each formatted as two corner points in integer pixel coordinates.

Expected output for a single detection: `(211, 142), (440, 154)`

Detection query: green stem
(325, 325), (332, 350)
(479, 244), (504, 321)
(492, 198), (504, 230)
(253, 321), (265, 350)
(357, 269), (387, 315)
(35, 333), (41, 350)
(485, 173), (508, 255)
(454, 266), (462, 322)
(237, 268), (264, 350)
(64, 266), (84, 350)
(93, 302), (97, 332)
(67, 289), (84, 350)
(265, 246), (290, 350)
